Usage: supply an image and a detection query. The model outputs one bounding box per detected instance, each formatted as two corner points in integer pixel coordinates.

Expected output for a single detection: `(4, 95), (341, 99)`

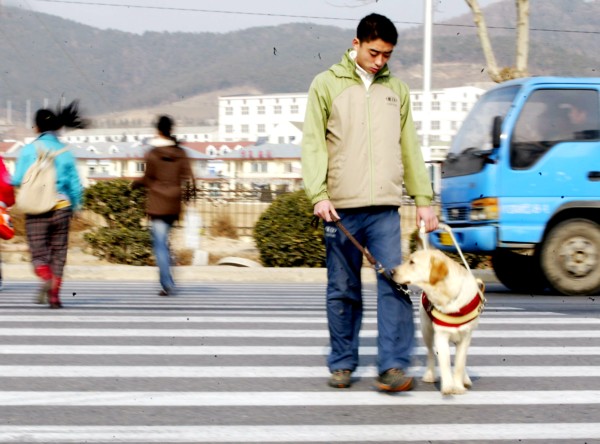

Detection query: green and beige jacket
(302, 49), (433, 209)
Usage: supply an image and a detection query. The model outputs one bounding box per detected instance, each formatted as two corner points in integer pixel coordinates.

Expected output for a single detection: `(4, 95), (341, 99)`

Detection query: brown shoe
(376, 368), (414, 392)
(328, 369), (352, 388)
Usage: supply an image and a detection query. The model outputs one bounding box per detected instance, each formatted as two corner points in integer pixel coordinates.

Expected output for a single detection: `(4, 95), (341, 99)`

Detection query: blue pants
(324, 207), (414, 375)
(150, 217), (175, 292)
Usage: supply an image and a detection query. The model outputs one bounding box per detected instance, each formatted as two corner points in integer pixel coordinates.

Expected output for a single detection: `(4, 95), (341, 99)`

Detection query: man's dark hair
(356, 13), (398, 46)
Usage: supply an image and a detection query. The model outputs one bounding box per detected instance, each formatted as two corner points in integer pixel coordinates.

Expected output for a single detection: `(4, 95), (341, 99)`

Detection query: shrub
(253, 190), (325, 267)
(210, 213), (238, 239)
(83, 179), (153, 265)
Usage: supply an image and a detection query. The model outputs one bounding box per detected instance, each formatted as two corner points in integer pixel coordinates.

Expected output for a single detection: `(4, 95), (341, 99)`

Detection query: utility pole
(422, 0), (433, 161)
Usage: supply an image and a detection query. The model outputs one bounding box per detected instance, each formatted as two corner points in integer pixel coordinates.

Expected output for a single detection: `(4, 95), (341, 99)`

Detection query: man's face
(352, 38), (394, 75)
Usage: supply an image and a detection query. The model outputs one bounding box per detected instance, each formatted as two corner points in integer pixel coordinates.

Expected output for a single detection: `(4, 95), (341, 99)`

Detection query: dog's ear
(429, 256), (449, 285)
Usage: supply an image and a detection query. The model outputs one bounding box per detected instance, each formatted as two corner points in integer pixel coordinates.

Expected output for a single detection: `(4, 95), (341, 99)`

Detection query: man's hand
(416, 206), (439, 232)
(314, 199), (339, 222)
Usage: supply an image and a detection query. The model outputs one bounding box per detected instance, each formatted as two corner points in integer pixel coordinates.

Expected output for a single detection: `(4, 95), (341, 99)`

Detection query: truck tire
(541, 219), (600, 296)
(491, 249), (548, 294)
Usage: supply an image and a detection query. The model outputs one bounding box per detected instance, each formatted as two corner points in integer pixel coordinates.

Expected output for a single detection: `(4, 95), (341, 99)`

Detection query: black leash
(312, 215), (412, 304)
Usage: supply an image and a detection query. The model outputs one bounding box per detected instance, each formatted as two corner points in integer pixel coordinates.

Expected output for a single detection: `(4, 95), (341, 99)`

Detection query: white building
(217, 86), (486, 151)
(53, 126), (218, 145)
(218, 93), (307, 143)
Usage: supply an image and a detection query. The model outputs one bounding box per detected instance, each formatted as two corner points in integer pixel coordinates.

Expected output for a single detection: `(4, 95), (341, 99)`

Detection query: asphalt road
(0, 279), (598, 443)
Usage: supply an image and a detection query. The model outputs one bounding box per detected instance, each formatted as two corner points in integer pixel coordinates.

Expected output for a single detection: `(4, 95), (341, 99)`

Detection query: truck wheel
(541, 219), (600, 296)
(492, 249), (548, 293)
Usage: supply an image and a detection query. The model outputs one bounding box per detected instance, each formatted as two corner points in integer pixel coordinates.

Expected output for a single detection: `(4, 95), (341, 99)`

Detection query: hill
(1, 0), (599, 126)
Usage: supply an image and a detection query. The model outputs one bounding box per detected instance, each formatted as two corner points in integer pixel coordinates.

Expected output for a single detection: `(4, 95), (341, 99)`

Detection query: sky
(7, 0), (503, 34)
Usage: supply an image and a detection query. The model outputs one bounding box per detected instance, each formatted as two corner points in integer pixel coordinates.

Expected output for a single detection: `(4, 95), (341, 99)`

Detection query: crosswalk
(0, 280), (599, 443)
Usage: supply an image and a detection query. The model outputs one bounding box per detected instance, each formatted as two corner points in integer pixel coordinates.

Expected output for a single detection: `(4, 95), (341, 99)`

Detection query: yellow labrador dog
(393, 249), (485, 395)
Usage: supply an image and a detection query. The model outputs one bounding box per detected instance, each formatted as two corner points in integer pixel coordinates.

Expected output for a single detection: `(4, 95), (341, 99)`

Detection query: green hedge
(83, 179), (153, 266)
(253, 190), (326, 267)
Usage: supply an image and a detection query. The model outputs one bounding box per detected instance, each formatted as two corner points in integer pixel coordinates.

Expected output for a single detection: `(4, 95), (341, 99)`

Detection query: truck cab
(429, 77), (600, 295)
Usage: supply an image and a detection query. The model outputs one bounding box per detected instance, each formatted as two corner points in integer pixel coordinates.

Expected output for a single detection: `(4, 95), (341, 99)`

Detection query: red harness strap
(422, 292), (483, 328)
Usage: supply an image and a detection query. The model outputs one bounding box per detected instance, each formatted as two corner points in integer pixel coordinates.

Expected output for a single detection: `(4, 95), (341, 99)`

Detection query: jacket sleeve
(65, 152), (83, 210)
(11, 144), (35, 187)
(301, 75), (331, 205)
(399, 83), (433, 207)
(0, 159), (15, 207)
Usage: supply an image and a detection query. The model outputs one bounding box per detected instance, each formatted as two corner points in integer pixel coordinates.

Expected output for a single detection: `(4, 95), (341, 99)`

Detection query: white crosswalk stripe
(0, 280), (598, 443)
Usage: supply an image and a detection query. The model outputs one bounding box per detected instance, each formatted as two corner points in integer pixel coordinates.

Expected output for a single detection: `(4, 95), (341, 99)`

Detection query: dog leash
(312, 215), (412, 303)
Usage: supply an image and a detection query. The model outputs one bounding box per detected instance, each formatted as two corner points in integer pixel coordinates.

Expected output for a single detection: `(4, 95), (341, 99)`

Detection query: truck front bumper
(428, 225), (497, 253)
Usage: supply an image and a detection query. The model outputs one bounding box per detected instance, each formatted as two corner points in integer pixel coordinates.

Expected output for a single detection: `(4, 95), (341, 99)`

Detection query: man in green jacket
(302, 13), (438, 391)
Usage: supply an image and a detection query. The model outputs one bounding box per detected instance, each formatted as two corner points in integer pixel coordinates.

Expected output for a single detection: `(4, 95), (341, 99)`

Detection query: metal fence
(190, 189), (291, 237)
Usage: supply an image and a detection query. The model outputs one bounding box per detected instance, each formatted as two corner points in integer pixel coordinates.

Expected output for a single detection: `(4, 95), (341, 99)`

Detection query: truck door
(498, 87), (600, 245)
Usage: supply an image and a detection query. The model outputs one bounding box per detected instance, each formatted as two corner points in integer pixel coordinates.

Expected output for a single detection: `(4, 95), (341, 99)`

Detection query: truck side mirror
(492, 116), (503, 148)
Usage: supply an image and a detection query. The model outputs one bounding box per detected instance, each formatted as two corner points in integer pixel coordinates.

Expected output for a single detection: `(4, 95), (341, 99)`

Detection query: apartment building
(217, 86), (486, 152)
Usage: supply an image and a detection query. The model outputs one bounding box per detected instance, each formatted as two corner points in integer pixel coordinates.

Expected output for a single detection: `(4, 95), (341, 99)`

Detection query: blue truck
(429, 77), (600, 295)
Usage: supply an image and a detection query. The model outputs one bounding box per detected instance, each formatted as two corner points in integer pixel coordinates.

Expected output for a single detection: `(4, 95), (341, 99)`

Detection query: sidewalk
(2, 263), (499, 284)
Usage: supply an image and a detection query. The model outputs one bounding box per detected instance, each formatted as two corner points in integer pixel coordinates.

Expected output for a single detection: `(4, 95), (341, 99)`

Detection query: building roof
(183, 141), (254, 155)
(218, 143), (300, 160)
(3, 141), (212, 160)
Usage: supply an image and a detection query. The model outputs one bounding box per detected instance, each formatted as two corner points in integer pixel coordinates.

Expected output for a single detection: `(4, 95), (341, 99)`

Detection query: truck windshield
(443, 85), (520, 177)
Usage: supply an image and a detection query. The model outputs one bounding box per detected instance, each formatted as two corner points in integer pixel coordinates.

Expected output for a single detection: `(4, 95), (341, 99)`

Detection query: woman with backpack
(12, 101), (86, 308)
(132, 115), (194, 296)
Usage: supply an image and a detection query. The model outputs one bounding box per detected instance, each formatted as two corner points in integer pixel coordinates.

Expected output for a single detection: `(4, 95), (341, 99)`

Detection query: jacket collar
(330, 49), (391, 81)
(148, 136), (177, 148)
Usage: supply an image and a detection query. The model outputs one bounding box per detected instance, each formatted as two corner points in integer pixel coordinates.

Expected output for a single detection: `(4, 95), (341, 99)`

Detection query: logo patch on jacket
(385, 96), (399, 107)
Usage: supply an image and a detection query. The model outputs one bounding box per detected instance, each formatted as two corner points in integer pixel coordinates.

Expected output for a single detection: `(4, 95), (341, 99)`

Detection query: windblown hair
(356, 13), (398, 46)
(156, 114), (178, 145)
(35, 100), (88, 133)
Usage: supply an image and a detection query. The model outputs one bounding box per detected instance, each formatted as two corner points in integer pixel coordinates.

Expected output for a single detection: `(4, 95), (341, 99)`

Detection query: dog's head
(392, 249), (450, 287)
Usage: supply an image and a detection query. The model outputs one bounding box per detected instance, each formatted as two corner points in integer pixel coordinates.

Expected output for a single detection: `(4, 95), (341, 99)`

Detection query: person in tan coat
(133, 115), (194, 296)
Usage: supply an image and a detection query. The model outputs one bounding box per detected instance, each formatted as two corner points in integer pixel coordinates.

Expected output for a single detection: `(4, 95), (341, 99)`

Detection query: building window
(291, 105), (299, 114)
(415, 121), (422, 130)
(432, 121), (440, 130)
(432, 101), (440, 111)
(278, 136), (285, 143)
(430, 135), (441, 142)
(225, 107), (233, 116)
(413, 101), (422, 111)
(225, 125), (233, 134)
(251, 162), (268, 173)
(241, 124), (249, 133)
(258, 124), (266, 133)
(462, 102), (469, 112)
(257, 106), (265, 115)
(451, 121), (458, 130)
(241, 106), (249, 115)
(450, 102), (457, 111)
(274, 105), (282, 114)
(136, 162), (145, 172)
(284, 162), (293, 173)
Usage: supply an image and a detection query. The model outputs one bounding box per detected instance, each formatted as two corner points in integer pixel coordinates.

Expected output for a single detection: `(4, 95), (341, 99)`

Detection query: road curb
(2, 263), (499, 284)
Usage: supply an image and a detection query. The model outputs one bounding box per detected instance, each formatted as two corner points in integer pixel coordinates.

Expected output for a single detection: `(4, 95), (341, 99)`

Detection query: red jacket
(0, 158), (15, 207)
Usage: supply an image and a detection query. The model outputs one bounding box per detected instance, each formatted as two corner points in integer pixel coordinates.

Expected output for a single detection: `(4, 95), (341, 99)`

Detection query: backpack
(16, 144), (68, 215)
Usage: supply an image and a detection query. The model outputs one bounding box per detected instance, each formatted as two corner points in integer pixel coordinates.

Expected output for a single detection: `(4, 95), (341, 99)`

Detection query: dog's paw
(422, 370), (436, 383)
(441, 384), (467, 395)
(463, 374), (472, 388)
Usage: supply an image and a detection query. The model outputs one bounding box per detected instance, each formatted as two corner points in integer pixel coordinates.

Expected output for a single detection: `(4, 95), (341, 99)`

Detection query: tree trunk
(465, 0), (530, 82)
(465, 0), (502, 82)
(514, 0), (530, 77)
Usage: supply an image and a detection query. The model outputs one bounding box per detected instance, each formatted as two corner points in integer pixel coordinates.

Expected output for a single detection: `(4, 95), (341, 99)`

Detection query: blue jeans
(323, 207), (414, 375)
(150, 217), (175, 292)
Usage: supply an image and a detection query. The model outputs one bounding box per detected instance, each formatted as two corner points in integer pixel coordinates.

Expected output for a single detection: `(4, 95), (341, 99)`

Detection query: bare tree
(465, 0), (530, 82)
